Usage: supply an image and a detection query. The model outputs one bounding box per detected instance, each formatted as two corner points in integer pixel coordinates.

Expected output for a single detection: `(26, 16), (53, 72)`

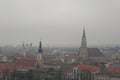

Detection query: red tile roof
(0, 58), (36, 72)
(107, 63), (120, 73)
(0, 63), (18, 72)
(14, 58), (36, 68)
(64, 67), (73, 73)
(107, 67), (120, 73)
(77, 64), (100, 72)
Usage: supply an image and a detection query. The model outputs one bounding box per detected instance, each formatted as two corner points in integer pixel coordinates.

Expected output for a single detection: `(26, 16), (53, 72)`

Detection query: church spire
(38, 41), (42, 53)
(83, 27), (86, 38)
(77, 27), (88, 63)
(81, 27), (87, 48)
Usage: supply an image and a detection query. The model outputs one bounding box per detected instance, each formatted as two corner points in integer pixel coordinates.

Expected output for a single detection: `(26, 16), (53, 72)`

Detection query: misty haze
(0, 0), (120, 47)
(0, 0), (120, 80)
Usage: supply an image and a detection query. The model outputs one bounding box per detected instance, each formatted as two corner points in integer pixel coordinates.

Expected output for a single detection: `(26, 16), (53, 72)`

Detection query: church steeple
(81, 28), (87, 48)
(83, 28), (86, 38)
(77, 27), (88, 63)
(35, 41), (44, 69)
(38, 41), (42, 53)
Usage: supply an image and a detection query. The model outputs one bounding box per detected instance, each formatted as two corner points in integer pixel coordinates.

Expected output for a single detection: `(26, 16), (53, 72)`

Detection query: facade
(73, 64), (100, 80)
(96, 70), (110, 80)
(96, 63), (120, 80)
(64, 67), (73, 80)
(110, 74), (120, 80)
(13, 69), (33, 80)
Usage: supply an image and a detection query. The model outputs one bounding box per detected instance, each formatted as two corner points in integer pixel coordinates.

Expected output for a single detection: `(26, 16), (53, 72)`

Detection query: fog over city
(0, 0), (120, 47)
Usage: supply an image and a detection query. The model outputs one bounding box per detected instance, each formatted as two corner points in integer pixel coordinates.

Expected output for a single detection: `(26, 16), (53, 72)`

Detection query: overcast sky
(0, 0), (120, 47)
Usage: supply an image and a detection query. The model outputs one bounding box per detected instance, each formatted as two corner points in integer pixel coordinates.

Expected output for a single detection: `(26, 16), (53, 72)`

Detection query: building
(63, 64), (100, 80)
(87, 48), (105, 63)
(77, 28), (105, 63)
(96, 62), (120, 80)
(96, 69), (110, 80)
(77, 28), (88, 62)
(35, 41), (44, 69)
(33, 41), (63, 80)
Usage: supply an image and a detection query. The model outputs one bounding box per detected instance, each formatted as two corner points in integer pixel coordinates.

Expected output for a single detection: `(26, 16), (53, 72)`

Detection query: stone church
(77, 28), (105, 63)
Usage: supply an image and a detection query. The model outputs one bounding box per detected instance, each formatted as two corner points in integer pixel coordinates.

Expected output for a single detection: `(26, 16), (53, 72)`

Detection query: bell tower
(35, 41), (44, 69)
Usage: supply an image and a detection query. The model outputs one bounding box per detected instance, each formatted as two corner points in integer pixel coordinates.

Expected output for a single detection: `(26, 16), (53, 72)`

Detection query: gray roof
(87, 48), (104, 57)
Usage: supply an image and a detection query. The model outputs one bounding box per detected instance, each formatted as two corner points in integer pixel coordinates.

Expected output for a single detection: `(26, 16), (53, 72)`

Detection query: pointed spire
(38, 41), (42, 53)
(83, 27), (86, 38)
(81, 26), (87, 48)
(77, 26), (88, 63)
(82, 25), (86, 38)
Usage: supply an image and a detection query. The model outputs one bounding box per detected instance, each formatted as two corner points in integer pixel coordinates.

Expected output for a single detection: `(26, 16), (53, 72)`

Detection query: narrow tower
(38, 41), (42, 53)
(35, 41), (44, 69)
(78, 28), (88, 62)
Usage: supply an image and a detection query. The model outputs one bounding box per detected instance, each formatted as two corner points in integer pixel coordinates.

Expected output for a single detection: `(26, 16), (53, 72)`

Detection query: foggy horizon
(0, 0), (120, 47)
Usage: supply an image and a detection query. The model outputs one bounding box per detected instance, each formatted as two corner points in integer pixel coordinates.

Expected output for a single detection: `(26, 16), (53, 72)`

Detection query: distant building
(62, 64), (100, 80)
(60, 53), (77, 64)
(77, 64), (100, 80)
(96, 62), (120, 80)
(104, 52), (120, 62)
(77, 28), (88, 62)
(35, 41), (44, 69)
(0, 54), (13, 63)
(77, 28), (106, 63)
(96, 68), (110, 80)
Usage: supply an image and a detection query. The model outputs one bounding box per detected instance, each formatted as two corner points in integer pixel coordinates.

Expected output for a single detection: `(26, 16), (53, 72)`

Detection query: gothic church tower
(78, 28), (88, 62)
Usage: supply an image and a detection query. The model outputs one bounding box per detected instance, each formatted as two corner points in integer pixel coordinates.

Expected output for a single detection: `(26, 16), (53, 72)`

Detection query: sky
(0, 0), (120, 47)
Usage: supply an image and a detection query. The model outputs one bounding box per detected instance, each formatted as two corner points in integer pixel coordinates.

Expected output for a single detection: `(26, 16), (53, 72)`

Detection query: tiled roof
(87, 48), (104, 57)
(0, 58), (36, 72)
(77, 64), (100, 72)
(64, 67), (73, 73)
(14, 58), (36, 68)
(108, 67), (120, 73)
(107, 63), (120, 73)
(0, 63), (18, 72)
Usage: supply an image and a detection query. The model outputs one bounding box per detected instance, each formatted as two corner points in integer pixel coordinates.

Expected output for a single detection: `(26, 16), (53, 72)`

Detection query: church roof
(87, 48), (104, 57)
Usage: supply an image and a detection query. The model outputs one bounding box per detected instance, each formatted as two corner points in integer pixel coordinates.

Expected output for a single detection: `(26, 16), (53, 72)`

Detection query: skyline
(0, 0), (120, 47)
